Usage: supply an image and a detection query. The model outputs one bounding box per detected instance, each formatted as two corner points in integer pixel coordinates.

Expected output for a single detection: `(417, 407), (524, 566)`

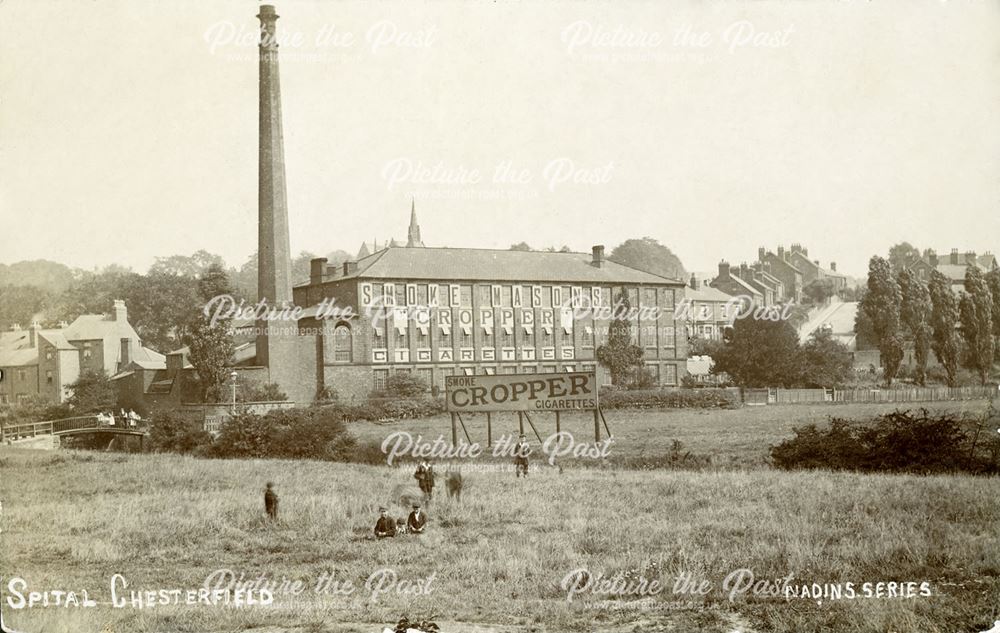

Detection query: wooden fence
(742, 385), (998, 406)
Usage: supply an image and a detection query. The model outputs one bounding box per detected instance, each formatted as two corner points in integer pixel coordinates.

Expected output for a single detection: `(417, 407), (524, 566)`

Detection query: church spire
(406, 198), (424, 247)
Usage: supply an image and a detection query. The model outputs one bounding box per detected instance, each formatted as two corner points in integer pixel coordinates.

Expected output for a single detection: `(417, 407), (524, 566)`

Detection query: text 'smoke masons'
(445, 372), (598, 412)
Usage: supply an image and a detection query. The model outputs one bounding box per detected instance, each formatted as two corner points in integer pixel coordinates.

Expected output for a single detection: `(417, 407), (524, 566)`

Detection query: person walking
(514, 434), (530, 478)
(414, 459), (435, 501)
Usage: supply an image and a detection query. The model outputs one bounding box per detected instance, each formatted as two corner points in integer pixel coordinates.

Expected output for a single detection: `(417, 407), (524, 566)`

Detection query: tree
(596, 291), (644, 387)
(149, 250), (225, 277)
(852, 288), (878, 350)
(987, 269), (1000, 361)
(184, 318), (235, 402)
(861, 256), (903, 386)
(710, 316), (802, 388)
(609, 237), (686, 280)
(799, 329), (853, 387)
(887, 242), (921, 275)
(928, 270), (961, 387)
(897, 268), (932, 385)
(958, 266), (995, 385)
(803, 278), (835, 305)
(66, 370), (116, 413)
(509, 242), (532, 251)
(198, 263), (234, 302)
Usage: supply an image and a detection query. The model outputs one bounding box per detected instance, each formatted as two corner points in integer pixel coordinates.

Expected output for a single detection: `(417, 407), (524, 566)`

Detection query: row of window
(371, 363), (679, 391)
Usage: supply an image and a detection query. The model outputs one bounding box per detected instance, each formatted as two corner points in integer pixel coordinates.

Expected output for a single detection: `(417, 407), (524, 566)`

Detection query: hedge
(598, 388), (740, 410)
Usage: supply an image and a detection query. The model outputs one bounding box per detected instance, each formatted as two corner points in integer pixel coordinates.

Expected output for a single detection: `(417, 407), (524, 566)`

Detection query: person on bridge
(374, 507), (396, 538)
(264, 482), (279, 521)
(127, 409), (139, 427)
(407, 503), (427, 534)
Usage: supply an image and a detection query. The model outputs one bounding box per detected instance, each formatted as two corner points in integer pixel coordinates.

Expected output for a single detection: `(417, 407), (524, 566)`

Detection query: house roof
(0, 328), (74, 367)
(687, 285), (735, 303)
(304, 246), (684, 286)
(712, 274), (762, 297)
(62, 313), (137, 342)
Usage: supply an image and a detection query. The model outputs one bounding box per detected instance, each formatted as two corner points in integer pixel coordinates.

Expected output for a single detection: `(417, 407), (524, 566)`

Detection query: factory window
(417, 284), (429, 305)
(646, 363), (660, 385)
(503, 366), (517, 374)
(661, 288), (675, 310)
(460, 285), (473, 307)
(479, 285), (492, 307)
(373, 369), (388, 392)
(417, 369), (433, 390)
(394, 284), (406, 306)
(581, 324), (594, 347)
(459, 327), (473, 348)
(372, 327), (386, 349)
(663, 364), (678, 386)
(541, 365), (557, 374)
(395, 329), (407, 349)
(500, 326), (513, 348)
(333, 325), (352, 362)
(417, 328), (429, 349)
(643, 287), (657, 308)
(522, 365), (537, 374)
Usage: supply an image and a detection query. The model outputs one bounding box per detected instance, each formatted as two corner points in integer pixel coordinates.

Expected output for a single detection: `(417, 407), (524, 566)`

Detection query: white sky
(1, 0), (998, 278)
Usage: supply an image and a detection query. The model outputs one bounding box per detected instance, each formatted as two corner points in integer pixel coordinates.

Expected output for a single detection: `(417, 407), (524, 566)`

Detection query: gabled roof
(0, 328), (74, 367)
(62, 313), (137, 342)
(314, 246), (683, 286)
(712, 274), (762, 297)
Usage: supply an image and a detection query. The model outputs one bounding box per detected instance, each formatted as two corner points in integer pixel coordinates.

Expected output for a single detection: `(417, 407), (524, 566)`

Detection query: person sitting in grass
(374, 507), (396, 538)
(407, 503), (426, 534)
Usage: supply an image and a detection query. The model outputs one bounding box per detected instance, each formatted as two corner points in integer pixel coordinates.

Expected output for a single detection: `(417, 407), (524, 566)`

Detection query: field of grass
(1, 401), (998, 633)
(350, 399), (997, 468)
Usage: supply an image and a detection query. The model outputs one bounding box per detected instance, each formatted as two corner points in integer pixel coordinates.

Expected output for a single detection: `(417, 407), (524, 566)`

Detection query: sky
(1, 0), (998, 279)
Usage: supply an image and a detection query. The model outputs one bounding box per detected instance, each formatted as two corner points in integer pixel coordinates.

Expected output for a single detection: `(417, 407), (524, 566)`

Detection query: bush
(771, 408), (999, 474)
(599, 388), (740, 410)
(338, 398), (447, 421)
(381, 373), (429, 398)
(146, 412), (214, 454)
(211, 407), (354, 460)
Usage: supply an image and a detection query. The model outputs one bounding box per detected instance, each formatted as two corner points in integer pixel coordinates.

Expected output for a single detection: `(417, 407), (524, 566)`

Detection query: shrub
(381, 373), (429, 398)
(599, 388), (740, 410)
(147, 412), (214, 454)
(771, 408), (999, 474)
(211, 407), (354, 460)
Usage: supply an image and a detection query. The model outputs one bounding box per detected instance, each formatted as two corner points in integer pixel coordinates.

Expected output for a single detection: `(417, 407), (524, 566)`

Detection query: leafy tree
(66, 370), (116, 413)
(897, 268), (932, 385)
(0, 285), (50, 331)
(799, 329), (853, 387)
(609, 237), (686, 280)
(380, 373), (429, 398)
(198, 263), (234, 302)
(710, 316), (801, 388)
(958, 265), (995, 385)
(596, 291), (644, 387)
(887, 242), (921, 275)
(149, 250), (225, 277)
(861, 256), (903, 386)
(852, 288), (878, 350)
(184, 318), (235, 402)
(928, 270), (961, 386)
(509, 242), (532, 251)
(987, 269), (1000, 361)
(803, 278), (835, 305)
(238, 382), (289, 403)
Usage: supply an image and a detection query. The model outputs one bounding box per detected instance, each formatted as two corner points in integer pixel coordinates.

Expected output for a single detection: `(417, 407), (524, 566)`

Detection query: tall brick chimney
(113, 299), (127, 322)
(257, 4), (293, 309)
(256, 4), (294, 369)
(718, 261), (730, 279)
(950, 248), (959, 265)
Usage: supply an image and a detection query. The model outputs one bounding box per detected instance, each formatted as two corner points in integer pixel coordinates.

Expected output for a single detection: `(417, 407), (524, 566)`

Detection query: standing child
(264, 482), (279, 521)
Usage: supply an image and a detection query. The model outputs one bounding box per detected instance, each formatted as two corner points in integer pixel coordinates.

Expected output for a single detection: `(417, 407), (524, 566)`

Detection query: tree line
(858, 255), (998, 386)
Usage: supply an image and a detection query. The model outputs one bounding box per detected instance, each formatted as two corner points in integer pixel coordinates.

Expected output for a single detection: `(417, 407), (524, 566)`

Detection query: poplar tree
(959, 266), (995, 385)
(986, 269), (1000, 361)
(928, 270), (961, 386)
(596, 290), (643, 387)
(861, 256), (903, 386)
(897, 268), (932, 385)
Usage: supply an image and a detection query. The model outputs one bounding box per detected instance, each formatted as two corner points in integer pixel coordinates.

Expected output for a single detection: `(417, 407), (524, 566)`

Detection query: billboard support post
(486, 412), (492, 448)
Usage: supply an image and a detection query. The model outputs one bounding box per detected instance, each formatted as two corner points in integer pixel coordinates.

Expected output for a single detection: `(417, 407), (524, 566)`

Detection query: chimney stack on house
(113, 299), (127, 322)
(690, 273), (698, 290)
(310, 257), (328, 284)
(965, 251), (977, 266)
(343, 261), (358, 276)
(758, 247), (766, 262)
(777, 245), (785, 260)
(830, 262), (837, 272)
(591, 245), (605, 268)
(28, 321), (40, 347)
(950, 248), (959, 265)
(927, 250), (938, 267)
(718, 261), (731, 279)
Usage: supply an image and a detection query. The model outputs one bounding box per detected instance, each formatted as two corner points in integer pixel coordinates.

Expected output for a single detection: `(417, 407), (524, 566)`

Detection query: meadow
(1, 400), (998, 633)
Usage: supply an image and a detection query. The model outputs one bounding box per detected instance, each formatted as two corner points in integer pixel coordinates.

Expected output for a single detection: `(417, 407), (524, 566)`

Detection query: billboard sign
(445, 371), (598, 413)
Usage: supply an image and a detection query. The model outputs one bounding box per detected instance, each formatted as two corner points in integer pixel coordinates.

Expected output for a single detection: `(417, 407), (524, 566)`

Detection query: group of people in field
(261, 434), (534, 539)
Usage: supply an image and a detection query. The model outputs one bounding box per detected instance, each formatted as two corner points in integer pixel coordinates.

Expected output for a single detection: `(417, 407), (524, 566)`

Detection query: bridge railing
(2, 415), (150, 442)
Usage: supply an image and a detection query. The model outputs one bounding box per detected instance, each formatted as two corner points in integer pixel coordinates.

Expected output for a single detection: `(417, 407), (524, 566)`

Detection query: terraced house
(293, 245), (688, 401)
